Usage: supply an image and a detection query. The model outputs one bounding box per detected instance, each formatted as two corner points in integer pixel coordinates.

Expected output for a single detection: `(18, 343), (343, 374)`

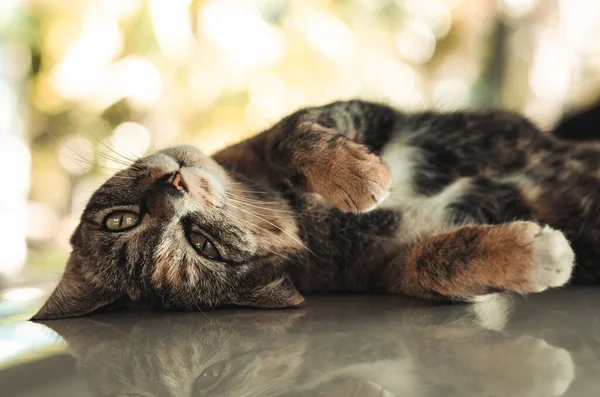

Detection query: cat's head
(41, 311), (310, 397)
(33, 145), (305, 320)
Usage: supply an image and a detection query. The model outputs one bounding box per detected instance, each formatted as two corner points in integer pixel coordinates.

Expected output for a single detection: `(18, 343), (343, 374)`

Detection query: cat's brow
(85, 201), (140, 214)
(80, 217), (101, 227)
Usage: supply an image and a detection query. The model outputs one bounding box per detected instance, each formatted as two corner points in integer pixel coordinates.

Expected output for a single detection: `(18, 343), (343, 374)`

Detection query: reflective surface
(1, 288), (599, 396)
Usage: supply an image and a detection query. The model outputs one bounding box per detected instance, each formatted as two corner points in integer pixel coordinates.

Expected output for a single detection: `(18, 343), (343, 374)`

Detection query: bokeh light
(199, 0), (286, 67)
(57, 136), (95, 175)
(112, 122), (152, 159)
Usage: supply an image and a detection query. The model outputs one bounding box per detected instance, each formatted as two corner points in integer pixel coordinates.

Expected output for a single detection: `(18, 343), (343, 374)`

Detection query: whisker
(95, 150), (133, 168)
(48, 131), (99, 168)
(47, 130), (138, 174)
(225, 196), (297, 215)
(226, 188), (273, 194)
(71, 132), (134, 169)
(99, 124), (143, 164)
(224, 194), (284, 206)
(60, 160), (135, 180)
(187, 287), (214, 321)
(100, 174), (138, 180)
(226, 183), (276, 195)
(73, 134), (132, 167)
(226, 193), (319, 219)
(220, 209), (309, 267)
(224, 202), (320, 262)
(58, 154), (132, 175)
(86, 129), (139, 165)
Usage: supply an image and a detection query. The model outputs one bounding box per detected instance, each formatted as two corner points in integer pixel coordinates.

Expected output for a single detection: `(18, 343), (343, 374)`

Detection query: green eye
(189, 232), (220, 260)
(104, 211), (140, 231)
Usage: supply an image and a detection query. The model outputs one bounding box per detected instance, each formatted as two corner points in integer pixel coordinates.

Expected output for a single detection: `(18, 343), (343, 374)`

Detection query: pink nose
(165, 170), (188, 192)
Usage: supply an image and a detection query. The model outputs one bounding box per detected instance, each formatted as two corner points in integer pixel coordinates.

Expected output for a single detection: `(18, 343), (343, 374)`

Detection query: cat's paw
(305, 138), (391, 213)
(522, 223), (575, 292)
(509, 337), (575, 397)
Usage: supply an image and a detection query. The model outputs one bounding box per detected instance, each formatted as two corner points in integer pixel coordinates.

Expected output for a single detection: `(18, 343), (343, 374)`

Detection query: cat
(39, 295), (577, 397)
(32, 99), (600, 320)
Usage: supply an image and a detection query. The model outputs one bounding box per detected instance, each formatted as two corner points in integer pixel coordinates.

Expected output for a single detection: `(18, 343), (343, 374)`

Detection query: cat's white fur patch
(379, 144), (474, 235)
(528, 226), (575, 292)
(468, 294), (496, 303)
(470, 294), (512, 331)
(379, 144), (422, 203)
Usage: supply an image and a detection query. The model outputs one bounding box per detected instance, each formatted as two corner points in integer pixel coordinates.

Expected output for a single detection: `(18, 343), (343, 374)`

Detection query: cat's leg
(384, 221), (575, 300)
(213, 100), (401, 212)
(510, 145), (600, 283)
(284, 100), (403, 153)
(267, 129), (393, 213)
(262, 101), (405, 212)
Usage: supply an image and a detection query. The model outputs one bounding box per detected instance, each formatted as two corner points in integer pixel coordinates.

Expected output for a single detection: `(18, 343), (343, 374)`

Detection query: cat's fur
(33, 100), (600, 320)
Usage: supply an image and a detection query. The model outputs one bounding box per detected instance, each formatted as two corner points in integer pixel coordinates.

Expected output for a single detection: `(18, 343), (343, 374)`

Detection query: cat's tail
(552, 99), (600, 141)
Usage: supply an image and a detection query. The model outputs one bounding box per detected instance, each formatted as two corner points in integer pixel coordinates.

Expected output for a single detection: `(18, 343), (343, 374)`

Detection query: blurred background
(0, 0), (600, 315)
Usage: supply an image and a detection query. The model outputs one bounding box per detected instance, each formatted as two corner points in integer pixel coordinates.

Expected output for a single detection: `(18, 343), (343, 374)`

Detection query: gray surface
(1, 287), (599, 396)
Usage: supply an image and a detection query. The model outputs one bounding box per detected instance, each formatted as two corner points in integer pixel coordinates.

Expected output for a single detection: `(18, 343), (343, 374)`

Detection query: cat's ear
(35, 318), (128, 357)
(234, 275), (305, 309)
(31, 253), (123, 320)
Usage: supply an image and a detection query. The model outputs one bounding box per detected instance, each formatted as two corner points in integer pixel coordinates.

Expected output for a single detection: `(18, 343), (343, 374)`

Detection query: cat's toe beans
(527, 226), (575, 292)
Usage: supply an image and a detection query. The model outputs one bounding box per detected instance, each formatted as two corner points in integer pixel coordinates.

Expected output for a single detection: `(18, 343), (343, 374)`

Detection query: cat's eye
(104, 211), (140, 231)
(189, 232), (220, 260)
(192, 361), (226, 394)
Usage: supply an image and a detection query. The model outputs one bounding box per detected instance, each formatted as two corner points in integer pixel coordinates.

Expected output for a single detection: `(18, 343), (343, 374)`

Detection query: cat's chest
(379, 144), (425, 202)
(378, 143), (473, 234)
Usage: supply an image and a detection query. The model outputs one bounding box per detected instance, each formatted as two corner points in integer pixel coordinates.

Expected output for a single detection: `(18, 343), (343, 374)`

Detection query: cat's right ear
(31, 252), (123, 320)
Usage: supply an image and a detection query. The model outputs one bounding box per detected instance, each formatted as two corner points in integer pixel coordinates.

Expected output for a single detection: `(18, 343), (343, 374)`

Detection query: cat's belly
(378, 144), (472, 235)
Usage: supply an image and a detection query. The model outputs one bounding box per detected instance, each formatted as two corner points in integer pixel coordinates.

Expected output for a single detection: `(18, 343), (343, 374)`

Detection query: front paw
(527, 225), (575, 292)
(510, 222), (575, 293)
(305, 137), (391, 213)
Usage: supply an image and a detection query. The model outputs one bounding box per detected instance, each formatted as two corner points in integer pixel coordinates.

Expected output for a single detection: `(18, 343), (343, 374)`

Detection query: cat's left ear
(31, 253), (124, 320)
(233, 275), (305, 309)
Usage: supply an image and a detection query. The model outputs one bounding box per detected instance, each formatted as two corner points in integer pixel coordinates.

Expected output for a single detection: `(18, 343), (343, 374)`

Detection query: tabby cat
(33, 100), (600, 320)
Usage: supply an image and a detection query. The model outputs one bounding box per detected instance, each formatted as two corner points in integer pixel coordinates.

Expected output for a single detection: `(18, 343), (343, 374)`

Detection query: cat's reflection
(39, 295), (574, 397)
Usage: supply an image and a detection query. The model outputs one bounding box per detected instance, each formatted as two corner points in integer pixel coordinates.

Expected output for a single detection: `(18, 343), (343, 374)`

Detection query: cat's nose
(163, 170), (189, 192)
